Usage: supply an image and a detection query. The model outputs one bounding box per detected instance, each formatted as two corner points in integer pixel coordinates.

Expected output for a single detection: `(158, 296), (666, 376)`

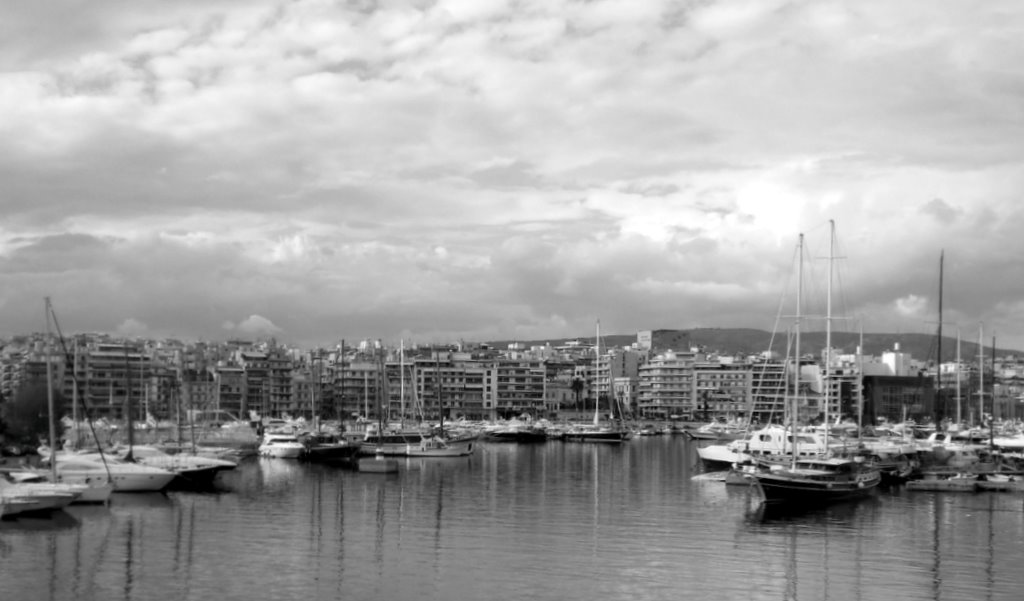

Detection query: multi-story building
(693, 359), (752, 421)
(486, 358), (547, 419)
(63, 342), (152, 422)
(636, 350), (702, 419)
(211, 365), (246, 419)
(335, 358), (384, 420)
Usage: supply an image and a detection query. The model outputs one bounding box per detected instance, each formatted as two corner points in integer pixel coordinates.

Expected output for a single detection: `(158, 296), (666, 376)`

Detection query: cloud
(235, 315), (283, 337)
(922, 199), (960, 224)
(2, 1), (1024, 351)
(116, 318), (150, 337)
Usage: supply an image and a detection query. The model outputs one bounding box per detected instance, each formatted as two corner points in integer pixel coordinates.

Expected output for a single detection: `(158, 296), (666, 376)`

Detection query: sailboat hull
(563, 430), (628, 443)
(753, 460), (881, 506)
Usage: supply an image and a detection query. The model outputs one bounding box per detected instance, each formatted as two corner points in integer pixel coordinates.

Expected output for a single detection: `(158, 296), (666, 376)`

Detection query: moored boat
(753, 457), (881, 505)
(405, 435), (475, 457)
(258, 434), (306, 458)
(905, 471), (979, 492)
(697, 424), (829, 471)
(359, 427), (426, 456)
(299, 432), (360, 464)
(46, 454), (177, 493)
(3, 470), (112, 504)
(109, 445), (237, 488)
(563, 424), (629, 443)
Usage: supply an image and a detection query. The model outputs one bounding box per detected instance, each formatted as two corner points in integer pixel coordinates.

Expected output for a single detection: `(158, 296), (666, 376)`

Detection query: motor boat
(258, 434), (306, 458)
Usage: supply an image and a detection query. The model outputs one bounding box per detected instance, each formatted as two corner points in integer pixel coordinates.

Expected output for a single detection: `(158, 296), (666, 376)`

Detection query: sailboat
(563, 320), (628, 443)
(299, 351), (359, 464)
(28, 299), (114, 502)
(751, 223), (881, 506)
(358, 349), (400, 472)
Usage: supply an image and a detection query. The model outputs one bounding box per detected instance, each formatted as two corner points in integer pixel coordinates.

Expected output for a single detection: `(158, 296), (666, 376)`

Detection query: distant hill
(488, 328), (1021, 363)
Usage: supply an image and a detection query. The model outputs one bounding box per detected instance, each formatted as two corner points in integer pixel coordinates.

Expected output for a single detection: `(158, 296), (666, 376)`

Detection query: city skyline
(2, 2), (1023, 350)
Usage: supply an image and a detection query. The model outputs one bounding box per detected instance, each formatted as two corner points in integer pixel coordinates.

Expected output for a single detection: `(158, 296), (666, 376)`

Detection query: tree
(0, 382), (66, 447)
(570, 377), (584, 411)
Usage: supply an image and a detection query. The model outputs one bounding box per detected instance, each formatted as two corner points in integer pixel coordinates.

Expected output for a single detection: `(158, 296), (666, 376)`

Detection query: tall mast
(857, 321), (864, 431)
(593, 320), (601, 427)
(978, 324), (984, 428)
(955, 328), (961, 425)
(440, 352), (446, 434)
(936, 251), (944, 427)
(824, 220), (834, 447)
(339, 339), (345, 423)
(435, 351), (441, 428)
(45, 298), (58, 480)
(72, 341), (81, 448)
(990, 333), (996, 453)
(399, 340), (405, 428)
(793, 233), (803, 467)
(124, 345), (134, 461)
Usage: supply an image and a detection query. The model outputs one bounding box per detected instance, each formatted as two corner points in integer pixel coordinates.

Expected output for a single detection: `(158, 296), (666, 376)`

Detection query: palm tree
(570, 377), (585, 411)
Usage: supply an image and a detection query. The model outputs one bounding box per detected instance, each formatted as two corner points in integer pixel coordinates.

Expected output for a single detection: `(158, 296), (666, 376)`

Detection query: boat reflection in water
(3, 438), (1024, 601)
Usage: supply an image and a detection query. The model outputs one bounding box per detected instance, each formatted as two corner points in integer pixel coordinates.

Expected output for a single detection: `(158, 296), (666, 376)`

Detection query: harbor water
(3, 436), (1024, 601)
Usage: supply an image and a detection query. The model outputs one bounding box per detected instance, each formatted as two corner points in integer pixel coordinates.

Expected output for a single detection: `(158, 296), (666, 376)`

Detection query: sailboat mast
(124, 345), (134, 460)
(435, 351), (441, 427)
(440, 352), (446, 433)
(857, 321), (864, 431)
(978, 325), (984, 428)
(793, 234), (803, 467)
(937, 251), (944, 427)
(955, 329), (961, 425)
(400, 340), (405, 428)
(824, 220), (834, 446)
(990, 334), (996, 452)
(45, 298), (58, 480)
(593, 320), (601, 427)
(72, 341), (81, 448)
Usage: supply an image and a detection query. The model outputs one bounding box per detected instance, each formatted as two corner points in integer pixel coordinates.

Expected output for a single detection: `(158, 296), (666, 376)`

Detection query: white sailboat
(564, 320), (628, 443)
(30, 298), (114, 504)
(405, 352), (475, 457)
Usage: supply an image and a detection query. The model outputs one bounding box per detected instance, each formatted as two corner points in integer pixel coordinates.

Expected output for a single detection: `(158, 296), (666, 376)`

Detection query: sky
(2, 0), (1024, 352)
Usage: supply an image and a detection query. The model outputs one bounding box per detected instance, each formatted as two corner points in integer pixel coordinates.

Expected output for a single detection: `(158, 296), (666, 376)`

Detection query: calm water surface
(2, 437), (1023, 601)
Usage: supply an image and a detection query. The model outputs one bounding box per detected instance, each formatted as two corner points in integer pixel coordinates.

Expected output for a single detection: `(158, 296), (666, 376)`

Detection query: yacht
(258, 433), (306, 458)
(0, 477), (80, 513)
(3, 470), (112, 504)
(46, 453), (177, 493)
(697, 425), (829, 471)
(110, 445), (237, 488)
